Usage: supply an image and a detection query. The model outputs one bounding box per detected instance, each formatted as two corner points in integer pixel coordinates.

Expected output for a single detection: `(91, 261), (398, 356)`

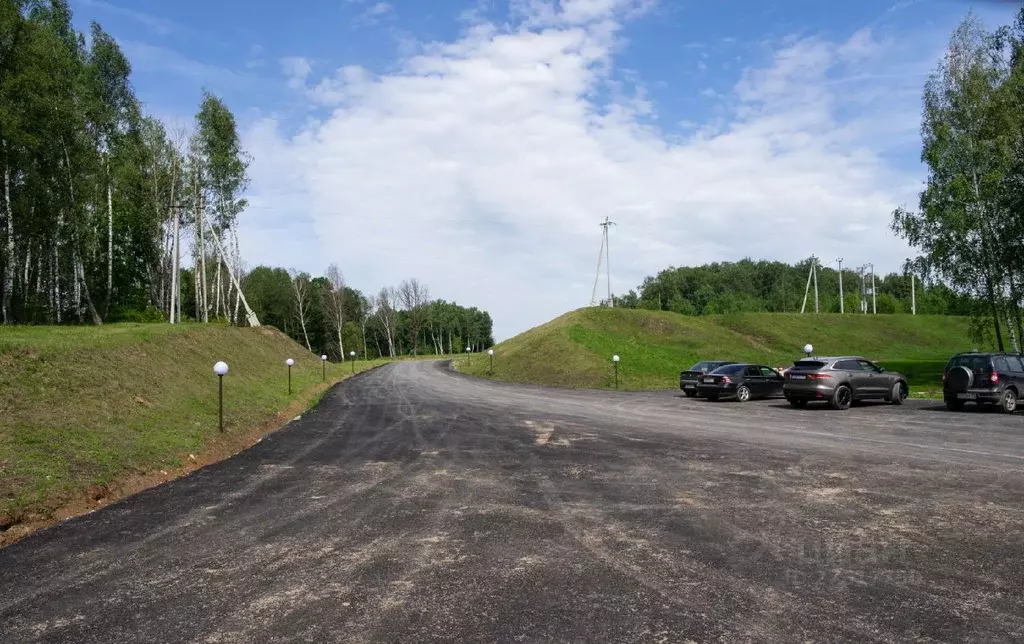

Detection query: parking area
(2, 360), (1023, 643)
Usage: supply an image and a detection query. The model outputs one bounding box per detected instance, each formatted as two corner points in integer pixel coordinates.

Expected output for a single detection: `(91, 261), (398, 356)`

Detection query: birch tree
(290, 269), (312, 352)
(398, 278), (428, 355)
(83, 22), (138, 318)
(377, 286), (398, 358)
(892, 13), (1020, 349)
(325, 263), (346, 359)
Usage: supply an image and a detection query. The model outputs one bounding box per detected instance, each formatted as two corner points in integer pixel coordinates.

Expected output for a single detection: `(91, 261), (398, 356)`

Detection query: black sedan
(679, 360), (736, 397)
(696, 363), (785, 402)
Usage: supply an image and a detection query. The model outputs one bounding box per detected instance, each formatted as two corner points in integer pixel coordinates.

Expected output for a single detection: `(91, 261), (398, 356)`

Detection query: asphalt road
(2, 361), (1024, 643)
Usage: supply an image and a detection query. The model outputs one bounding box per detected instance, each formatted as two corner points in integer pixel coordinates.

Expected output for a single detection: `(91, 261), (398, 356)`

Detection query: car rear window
(711, 364), (745, 375)
(792, 360), (826, 369)
(947, 355), (991, 372)
(689, 361), (721, 371)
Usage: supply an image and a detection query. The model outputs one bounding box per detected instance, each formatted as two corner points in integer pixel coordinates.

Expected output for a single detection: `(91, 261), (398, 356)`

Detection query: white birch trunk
(170, 208), (180, 323)
(53, 214), (61, 324)
(2, 148), (13, 323)
(106, 165), (113, 316)
(361, 319), (368, 360)
(214, 257), (221, 319)
(197, 184), (208, 322)
(232, 229), (241, 324)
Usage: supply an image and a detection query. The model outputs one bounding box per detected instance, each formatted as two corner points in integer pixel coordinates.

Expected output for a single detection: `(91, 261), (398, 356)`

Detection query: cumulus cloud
(240, 1), (936, 340)
(280, 56), (313, 90)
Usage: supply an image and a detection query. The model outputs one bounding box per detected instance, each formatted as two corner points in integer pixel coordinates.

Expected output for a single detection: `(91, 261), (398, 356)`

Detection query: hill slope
(458, 308), (984, 391)
(0, 323), (383, 542)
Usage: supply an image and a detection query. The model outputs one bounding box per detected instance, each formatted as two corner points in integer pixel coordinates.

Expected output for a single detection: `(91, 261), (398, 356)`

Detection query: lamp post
(804, 344), (813, 358)
(350, 350), (356, 373)
(321, 354), (327, 381)
(286, 358), (295, 394)
(612, 354), (620, 389)
(213, 361), (228, 432)
(466, 346), (471, 367)
(488, 349), (494, 374)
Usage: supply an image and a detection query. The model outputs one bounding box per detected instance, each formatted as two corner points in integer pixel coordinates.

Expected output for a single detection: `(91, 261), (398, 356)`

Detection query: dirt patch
(0, 380), (341, 548)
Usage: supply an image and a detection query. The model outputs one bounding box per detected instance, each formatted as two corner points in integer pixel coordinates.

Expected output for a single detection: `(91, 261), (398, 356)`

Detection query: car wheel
(683, 390), (697, 398)
(890, 381), (908, 405)
(945, 398), (964, 411)
(736, 385), (751, 402)
(1000, 389), (1018, 413)
(789, 399), (807, 408)
(706, 394), (719, 402)
(831, 385), (852, 411)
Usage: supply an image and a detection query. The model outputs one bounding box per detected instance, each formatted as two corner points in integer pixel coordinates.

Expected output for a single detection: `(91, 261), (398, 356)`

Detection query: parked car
(679, 360), (736, 397)
(783, 356), (908, 410)
(696, 363), (785, 402)
(943, 351), (1024, 413)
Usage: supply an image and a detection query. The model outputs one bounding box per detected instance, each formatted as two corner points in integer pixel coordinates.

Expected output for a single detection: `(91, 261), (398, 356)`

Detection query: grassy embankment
(457, 308), (982, 395)
(0, 323), (391, 542)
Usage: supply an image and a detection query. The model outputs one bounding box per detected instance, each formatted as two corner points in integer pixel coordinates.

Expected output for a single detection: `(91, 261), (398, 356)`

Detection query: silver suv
(783, 356), (909, 410)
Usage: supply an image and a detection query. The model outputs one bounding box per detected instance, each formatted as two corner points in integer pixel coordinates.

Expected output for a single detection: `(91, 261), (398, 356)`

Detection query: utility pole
(870, 263), (876, 315)
(590, 217), (616, 307)
(801, 256), (820, 314)
(911, 273), (916, 315)
(605, 217), (612, 308)
(801, 257), (813, 314)
(858, 265), (868, 313)
(836, 258), (844, 314)
(813, 256), (819, 313)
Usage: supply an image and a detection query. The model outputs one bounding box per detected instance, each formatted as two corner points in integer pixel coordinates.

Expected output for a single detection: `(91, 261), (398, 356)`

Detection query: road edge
(0, 364), (388, 549)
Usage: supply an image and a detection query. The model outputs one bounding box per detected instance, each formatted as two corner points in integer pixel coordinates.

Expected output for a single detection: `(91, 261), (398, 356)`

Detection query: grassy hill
(0, 323), (385, 543)
(457, 308), (985, 393)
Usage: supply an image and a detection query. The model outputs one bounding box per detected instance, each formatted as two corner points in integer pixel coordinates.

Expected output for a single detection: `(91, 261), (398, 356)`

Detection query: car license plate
(683, 384), (695, 389)
(703, 377), (715, 383)
(957, 393), (977, 400)
(790, 374), (807, 380)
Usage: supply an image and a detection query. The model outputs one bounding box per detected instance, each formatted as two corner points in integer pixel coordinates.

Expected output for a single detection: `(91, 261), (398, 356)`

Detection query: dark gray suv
(783, 356), (909, 410)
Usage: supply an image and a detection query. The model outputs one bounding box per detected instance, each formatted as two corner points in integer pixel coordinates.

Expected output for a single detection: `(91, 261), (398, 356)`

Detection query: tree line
(0, 0), (252, 327)
(893, 9), (1024, 351)
(0, 0), (497, 353)
(611, 258), (976, 318)
(240, 269), (494, 361)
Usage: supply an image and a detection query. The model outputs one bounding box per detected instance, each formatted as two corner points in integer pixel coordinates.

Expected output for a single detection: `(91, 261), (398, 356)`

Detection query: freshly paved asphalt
(2, 361), (1024, 643)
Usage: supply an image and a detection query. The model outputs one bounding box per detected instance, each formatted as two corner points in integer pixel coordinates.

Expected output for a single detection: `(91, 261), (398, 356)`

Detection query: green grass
(456, 308), (979, 395)
(0, 323), (389, 525)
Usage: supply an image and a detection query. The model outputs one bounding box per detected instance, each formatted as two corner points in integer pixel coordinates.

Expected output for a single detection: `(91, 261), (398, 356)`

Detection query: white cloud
(280, 56), (313, 89)
(240, 2), (939, 341)
(351, 1), (395, 25)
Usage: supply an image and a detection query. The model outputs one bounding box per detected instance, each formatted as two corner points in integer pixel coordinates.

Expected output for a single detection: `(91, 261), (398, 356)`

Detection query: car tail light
(808, 373), (831, 380)
(991, 372), (1000, 384)
(721, 376), (731, 384)
(942, 371), (947, 382)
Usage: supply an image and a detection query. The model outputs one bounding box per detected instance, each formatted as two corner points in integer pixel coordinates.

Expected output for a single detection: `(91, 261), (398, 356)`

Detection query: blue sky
(70, 0), (1023, 340)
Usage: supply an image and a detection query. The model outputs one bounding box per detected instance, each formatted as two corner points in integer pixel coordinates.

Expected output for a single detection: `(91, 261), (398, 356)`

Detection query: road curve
(2, 360), (1023, 643)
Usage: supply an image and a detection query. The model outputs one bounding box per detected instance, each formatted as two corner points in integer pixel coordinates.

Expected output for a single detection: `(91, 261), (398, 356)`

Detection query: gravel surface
(2, 360), (1023, 643)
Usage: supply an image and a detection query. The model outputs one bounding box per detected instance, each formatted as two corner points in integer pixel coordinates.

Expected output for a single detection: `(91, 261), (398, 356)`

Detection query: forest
(0, 1), (494, 358)
(616, 258), (975, 317)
